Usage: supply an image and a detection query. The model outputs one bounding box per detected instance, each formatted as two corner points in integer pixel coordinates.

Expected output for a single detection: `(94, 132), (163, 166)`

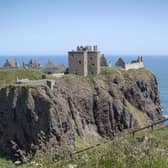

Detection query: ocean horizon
(0, 55), (168, 119)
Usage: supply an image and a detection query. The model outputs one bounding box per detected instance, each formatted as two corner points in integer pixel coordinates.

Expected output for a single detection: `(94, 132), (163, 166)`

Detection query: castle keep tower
(68, 45), (100, 76)
(68, 46), (88, 76)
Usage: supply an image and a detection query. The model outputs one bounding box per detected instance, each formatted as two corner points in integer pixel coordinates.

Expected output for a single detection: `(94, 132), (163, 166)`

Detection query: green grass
(75, 134), (105, 150)
(0, 67), (151, 88)
(100, 66), (123, 75)
(127, 68), (153, 78)
(0, 154), (16, 168)
(70, 128), (168, 168)
(0, 69), (45, 87)
(1, 128), (168, 168)
(100, 66), (149, 75)
(126, 101), (150, 127)
(132, 126), (168, 140)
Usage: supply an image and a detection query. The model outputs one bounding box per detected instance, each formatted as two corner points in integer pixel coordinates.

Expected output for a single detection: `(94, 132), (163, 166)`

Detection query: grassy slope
(100, 66), (150, 74)
(0, 69), (44, 87)
(0, 128), (168, 168)
(126, 101), (150, 127)
(0, 67), (151, 87)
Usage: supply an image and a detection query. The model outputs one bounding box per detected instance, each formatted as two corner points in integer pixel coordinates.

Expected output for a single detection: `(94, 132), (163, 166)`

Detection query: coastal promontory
(0, 68), (162, 161)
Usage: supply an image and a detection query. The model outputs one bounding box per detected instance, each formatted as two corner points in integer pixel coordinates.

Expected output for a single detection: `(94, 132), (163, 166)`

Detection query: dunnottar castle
(0, 46), (145, 90)
(68, 45), (144, 76)
(1, 45), (145, 77)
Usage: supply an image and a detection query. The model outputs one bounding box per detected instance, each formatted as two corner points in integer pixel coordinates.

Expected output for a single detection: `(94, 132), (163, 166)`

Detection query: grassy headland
(0, 69), (44, 87)
(0, 67), (163, 168)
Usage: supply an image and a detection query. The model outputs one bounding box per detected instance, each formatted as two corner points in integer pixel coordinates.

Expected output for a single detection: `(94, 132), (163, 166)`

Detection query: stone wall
(16, 79), (55, 90)
(68, 51), (88, 76)
(125, 62), (144, 70)
(87, 51), (100, 75)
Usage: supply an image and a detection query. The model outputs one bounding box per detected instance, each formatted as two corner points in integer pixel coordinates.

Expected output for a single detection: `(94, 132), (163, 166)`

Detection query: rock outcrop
(0, 69), (162, 161)
(100, 54), (108, 66)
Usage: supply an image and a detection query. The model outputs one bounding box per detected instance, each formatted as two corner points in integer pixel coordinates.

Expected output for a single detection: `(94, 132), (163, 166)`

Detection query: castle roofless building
(68, 45), (100, 76)
(115, 56), (144, 70)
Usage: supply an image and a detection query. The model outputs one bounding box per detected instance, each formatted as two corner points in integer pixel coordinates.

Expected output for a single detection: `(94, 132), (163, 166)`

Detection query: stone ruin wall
(125, 61), (144, 70)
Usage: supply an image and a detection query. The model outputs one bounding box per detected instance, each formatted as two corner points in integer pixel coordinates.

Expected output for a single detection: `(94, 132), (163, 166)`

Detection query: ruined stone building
(3, 59), (20, 68)
(42, 60), (65, 74)
(23, 59), (41, 69)
(115, 56), (144, 70)
(68, 45), (101, 76)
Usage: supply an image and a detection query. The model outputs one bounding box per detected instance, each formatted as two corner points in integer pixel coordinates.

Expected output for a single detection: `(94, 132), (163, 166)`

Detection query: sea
(0, 55), (168, 118)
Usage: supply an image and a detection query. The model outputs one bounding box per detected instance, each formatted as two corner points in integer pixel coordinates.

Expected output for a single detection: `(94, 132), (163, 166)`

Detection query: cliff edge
(0, 68), (162, 160)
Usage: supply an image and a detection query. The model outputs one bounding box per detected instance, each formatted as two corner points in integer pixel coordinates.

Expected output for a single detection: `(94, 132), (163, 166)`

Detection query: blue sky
(0, 0), (168, 55)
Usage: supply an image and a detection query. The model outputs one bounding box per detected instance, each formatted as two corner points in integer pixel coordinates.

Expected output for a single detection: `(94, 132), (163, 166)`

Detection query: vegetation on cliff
(0, 128), (168, 167)
(0, 69), (44, 87)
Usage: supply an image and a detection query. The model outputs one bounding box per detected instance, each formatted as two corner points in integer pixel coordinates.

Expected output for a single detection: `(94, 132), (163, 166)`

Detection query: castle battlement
(75, 45), (98, 52)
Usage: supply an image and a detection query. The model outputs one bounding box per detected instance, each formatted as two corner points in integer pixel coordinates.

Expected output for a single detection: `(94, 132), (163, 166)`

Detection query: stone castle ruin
(3, 59), (41, 69)
(23, 59), (41, 69)
(115, 56), (144, 70)
(68, 45), (101, 76)
(3, 59), (20, 69)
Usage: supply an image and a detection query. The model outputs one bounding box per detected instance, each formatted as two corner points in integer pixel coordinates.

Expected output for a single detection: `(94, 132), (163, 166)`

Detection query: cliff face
(0, 69), (162, 160)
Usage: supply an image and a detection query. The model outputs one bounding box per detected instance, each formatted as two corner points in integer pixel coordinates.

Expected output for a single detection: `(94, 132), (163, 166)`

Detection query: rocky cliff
(0, 68), (162, 161)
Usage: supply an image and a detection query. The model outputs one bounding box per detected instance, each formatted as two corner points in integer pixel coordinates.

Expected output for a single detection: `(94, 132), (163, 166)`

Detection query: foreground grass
(0, 128), (168, 168)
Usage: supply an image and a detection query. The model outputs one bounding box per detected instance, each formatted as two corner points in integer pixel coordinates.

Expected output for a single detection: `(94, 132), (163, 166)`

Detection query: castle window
(71, 54), (73, 57)
(92, 63), (95, 66)
(79, 60), (81, 64)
